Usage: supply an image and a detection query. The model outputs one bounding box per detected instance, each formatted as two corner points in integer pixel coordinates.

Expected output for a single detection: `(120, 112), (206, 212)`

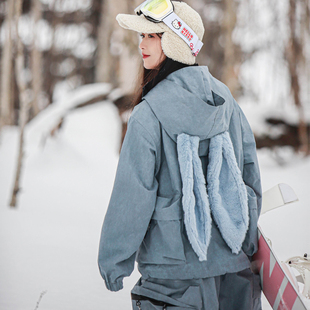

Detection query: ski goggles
(134, 0), (203, 57)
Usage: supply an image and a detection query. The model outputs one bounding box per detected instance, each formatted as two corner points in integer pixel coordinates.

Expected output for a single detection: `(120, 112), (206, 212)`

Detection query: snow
(257, 149), (310, 309)
(0, 98), (138, 310)
(25, 82), (112, 154)
(1, 92), (310, 309)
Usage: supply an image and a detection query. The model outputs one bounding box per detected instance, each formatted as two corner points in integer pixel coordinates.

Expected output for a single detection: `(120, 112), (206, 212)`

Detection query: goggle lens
(136, 0), (173, 21)
(143, 0), (168, 14)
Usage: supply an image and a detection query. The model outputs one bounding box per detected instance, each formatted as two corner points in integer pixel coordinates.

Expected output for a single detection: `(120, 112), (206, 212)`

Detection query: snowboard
(251, 183), (308, 310)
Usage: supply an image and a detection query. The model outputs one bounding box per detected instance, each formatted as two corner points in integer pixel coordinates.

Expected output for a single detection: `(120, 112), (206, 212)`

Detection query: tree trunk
(10, 0), (30, 208)
(44, 0), (58, 105)
(31, 0), (43, 117)
(221, 0), (239, 97)
(95, 0), (113, 84)
(287, 0), (308, 155)
(0, 0), (15, 128)
(95, 0), (137, 88)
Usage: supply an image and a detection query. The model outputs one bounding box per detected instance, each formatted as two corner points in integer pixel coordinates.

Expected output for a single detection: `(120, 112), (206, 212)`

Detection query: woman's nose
(139, 38), (145, 50)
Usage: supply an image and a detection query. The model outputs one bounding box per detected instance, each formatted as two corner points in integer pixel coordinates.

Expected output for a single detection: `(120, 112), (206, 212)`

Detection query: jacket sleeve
(238, 106), (262, 257)
(98, 115), (159, 292)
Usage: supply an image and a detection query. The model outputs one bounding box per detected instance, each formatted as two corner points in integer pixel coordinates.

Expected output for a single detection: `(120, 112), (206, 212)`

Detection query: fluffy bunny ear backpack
(98, 1), (263, 310)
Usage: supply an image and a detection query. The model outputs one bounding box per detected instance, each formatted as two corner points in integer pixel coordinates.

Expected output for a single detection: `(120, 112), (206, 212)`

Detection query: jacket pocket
(137, 196), (186, 265)
(242, 188), (259, 256)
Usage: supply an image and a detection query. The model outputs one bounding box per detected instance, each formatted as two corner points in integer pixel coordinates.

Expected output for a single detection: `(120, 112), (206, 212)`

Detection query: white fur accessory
(116, 1), (204, 65)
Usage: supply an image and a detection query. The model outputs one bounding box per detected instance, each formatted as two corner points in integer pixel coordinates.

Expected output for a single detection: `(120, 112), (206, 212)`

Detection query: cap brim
(116, 14), (166, 34)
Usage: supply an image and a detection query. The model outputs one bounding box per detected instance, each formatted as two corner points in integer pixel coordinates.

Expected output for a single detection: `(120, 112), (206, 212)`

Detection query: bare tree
(0, 0), (15, 128)
(95, 0), (111, 84)
(30, 0), (43, 117)
(10, 0), (31, 207)
(221, 0), (240, 98)
(286, 0), (309, 155)
(187, 0), (243, 97)
(96, 0), (140, 90)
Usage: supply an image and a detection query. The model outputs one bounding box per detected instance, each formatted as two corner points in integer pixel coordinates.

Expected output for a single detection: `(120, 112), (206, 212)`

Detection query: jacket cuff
(105, 278), (123, 292)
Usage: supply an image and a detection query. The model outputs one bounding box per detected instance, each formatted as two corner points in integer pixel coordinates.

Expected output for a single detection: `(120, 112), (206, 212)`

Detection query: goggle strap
(134, 0), (147, 15)
(162, 12), (203, 57)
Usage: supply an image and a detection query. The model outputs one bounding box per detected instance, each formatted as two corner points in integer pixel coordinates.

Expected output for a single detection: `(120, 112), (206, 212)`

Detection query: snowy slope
(0, 98), (309, 310)
(0, 100), (140, 310)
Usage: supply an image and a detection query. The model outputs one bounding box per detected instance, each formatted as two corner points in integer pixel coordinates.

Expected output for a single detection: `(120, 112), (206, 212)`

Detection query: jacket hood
(143, 66), (234, 142)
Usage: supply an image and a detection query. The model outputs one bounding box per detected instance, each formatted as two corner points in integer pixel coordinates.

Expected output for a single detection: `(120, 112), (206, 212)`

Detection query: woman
(98, 1), (262, 309)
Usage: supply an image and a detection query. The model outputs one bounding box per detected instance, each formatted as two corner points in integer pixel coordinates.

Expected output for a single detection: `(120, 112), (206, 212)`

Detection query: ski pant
(131, 268), (262, 310)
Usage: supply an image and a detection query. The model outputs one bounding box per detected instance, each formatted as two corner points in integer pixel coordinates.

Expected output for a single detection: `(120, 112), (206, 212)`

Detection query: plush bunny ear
(177, 131), (249, 261)
(177, 133), (212, 261)
(207, 131), (249, 254)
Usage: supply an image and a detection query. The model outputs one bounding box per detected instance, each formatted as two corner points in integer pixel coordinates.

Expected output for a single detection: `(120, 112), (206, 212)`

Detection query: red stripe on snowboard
(253, 234), (298, 309)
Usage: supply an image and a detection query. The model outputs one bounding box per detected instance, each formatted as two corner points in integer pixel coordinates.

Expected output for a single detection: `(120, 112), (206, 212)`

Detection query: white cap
(116, 1), (205, 65)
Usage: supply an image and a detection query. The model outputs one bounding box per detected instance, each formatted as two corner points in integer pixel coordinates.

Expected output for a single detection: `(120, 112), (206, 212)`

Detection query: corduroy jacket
(98, 66), (262, 292)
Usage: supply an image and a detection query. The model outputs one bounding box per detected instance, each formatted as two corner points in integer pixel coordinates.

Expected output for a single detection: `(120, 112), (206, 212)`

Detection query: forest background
(0, 0), (309, 309)
(0, 0), (310, 206)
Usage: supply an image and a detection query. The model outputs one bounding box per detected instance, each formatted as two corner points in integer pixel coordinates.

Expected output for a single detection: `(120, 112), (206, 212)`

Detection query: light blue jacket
(98, 66), (262, 292)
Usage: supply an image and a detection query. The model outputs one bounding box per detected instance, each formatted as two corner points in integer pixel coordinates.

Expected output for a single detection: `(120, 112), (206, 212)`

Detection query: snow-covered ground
(0, 95), (309, 309)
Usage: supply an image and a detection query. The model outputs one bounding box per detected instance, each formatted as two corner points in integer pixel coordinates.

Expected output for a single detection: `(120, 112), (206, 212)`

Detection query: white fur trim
(116, 14), (166, 34)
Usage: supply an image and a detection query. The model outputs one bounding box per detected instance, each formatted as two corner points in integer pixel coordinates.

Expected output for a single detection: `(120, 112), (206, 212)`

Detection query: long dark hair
(130, 61), (166, 110)
(130, 33), (165, 110)
(129, 34), (194, 110)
